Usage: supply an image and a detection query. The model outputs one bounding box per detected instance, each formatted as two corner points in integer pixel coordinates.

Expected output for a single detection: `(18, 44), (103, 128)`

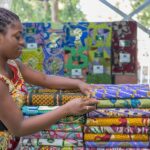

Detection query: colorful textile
(97, 99), (150, 108)
(33, 88), (80, 93)
(85, 141), (150, 148)
(0, 60), (27, 150)
(47, 123), (82, 132)
(111, 21), (137, 75)
(27, 92), (85, 106)
(23, 131), (83, 140)
(85, 148), (150, 150)
(64, 46), (89, 79)
(20, 138), (63, 147)
(86, 22), (112, 84)
(63, 139), (83, 147)
(20, 146), (84, 150)
(87, 108), (150, 118)
(63, 23), (89, 79)
(43, 23), (64, 76)
(24, 115), (86, 124)
(20, 138), (83, 147)
(84, 133), (149, 141)
(86, 118), (150, 126)
(22, 106), (59, 115)
(92, 88), (150, 99)
(22, 23), (44, 71)
(84, 126), (150, 134)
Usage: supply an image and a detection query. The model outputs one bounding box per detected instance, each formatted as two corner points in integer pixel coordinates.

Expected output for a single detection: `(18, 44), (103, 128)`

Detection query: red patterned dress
(0, 60), (28, 150)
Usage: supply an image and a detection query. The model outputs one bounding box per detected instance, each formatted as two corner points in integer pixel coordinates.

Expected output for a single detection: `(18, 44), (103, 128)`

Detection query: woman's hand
(77, 81), (92, 96)
(63, 98), (98, 116)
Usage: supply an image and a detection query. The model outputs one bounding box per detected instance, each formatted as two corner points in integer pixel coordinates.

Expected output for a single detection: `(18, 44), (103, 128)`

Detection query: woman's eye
(16, 36), (20, 40)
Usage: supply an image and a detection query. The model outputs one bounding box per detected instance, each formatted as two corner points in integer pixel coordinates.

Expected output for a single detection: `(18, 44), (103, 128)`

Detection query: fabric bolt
(33, 88), (80, 93)
(20, 138), (83, 147)
(86, 118), (150, 126)
(0, 60), (28, 150)
(22, 131), (83, 140)
(22, 23), (45, 71)
(87, 108), (150, 118)
(63, 22), (89, 79)
(43, 23), (64, 76)
(86, 22), (112, 84)
(24, 115), (86, 124)
(22, 106), (59, 115)
(85, 141), (150, 148)
(47, 123), (82, 132)
(92, 88), (150, 99)
(85, 148), (150, 150)
(84, 126), (150, 134)
(63, 139), (83, 147)
(84, 133), (149, 141)
(97, 99), (150, 108)
(111, 21), (137, 75)
(20, 138), (63, 147)
(20, 146), (84, 150)
(27, 92), (85, 106)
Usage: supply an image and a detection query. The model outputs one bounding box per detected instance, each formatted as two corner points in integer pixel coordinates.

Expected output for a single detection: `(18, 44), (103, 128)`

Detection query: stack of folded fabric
(84, 84), (150, 149)
(19, 89), (86, 150)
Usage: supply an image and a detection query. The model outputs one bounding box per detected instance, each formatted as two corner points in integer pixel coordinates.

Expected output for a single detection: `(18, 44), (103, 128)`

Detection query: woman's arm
(16, 60), (86, 90)
(0, 81), (97, 136)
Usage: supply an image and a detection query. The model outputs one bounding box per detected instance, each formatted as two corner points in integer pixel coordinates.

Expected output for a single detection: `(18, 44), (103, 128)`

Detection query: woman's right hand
(63, 98), (98, 116)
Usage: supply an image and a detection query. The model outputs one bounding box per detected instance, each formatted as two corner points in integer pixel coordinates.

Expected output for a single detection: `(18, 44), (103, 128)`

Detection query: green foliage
(11, 0), (51, 22)
(130, 0), (150, 28)
(10, 0), (85, 22)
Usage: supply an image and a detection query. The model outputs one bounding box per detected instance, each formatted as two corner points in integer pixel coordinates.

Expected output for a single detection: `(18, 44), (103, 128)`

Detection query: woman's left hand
(77, 81), (92, 96)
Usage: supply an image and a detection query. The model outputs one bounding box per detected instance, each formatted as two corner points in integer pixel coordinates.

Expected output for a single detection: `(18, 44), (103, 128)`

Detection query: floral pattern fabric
(0, 59), (27, 150)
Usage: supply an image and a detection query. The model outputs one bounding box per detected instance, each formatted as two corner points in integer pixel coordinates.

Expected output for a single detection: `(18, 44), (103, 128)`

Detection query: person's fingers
(84, 105), (96, 112)
(84, 98), (98, 106)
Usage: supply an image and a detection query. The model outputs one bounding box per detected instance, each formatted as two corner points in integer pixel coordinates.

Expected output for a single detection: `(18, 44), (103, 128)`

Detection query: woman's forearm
(43, 75), (81, 89)
(15, 105), (68, 136)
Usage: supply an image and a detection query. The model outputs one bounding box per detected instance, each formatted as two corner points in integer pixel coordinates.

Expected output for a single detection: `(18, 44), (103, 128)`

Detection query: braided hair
(0, 7), (20, 34)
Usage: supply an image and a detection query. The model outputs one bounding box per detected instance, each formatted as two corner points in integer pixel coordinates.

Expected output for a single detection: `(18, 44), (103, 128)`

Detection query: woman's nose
(19, 37), (25, 47)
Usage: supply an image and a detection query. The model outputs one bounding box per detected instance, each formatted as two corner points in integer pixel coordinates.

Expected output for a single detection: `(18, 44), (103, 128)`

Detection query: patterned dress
(0, 60), (28, 150)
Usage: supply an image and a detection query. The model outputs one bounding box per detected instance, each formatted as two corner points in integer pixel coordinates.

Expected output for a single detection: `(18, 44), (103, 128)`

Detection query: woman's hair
(0, 7), (20, 34)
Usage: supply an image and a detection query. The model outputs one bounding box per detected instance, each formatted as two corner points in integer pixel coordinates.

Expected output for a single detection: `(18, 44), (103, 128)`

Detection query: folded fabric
(63, 139), (83, 147)
(97, 99), (150, 108)
(22, 106), (59, 115)
(20, 146), (84, 150)
(47, 123), (82, 132)
(85, 141), (150, 148)
(20, 138), (83, 147)
(84, 133), (149, 141)
(91, 84), (150, 99)
(24, 115), (86, 124)
(84, 126), (150, 134)
(85, 148), (149, 150)
(33, 88), (80, 93)
(87, 108), (150, 118)
(86, 118), (150, 126)
(27, 92), (85, 106)
(23, 131), (83, 140)
(20, 138), (63, 147)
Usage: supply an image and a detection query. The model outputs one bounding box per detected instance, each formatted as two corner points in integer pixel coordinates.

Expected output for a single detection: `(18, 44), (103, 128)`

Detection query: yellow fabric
(84, 133), (149, 141)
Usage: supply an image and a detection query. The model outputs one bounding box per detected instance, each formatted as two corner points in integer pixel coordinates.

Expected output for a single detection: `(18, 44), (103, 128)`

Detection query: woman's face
(0, 21), (25, 59)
